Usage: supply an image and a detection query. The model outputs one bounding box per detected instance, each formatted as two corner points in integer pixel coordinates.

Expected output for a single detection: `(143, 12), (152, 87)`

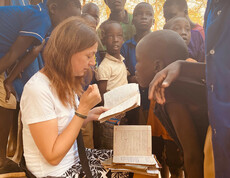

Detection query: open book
(113, 125), (156, 165)
(98, 83), (140, 123)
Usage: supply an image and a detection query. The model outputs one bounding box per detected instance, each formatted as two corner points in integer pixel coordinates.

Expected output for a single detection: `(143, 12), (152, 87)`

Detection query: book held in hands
(98, 83), (140, 123)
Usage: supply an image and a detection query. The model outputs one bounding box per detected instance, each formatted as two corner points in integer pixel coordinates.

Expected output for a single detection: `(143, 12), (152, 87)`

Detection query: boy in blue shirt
(0, 0), (81, 175)
(121, 2), (154, 125)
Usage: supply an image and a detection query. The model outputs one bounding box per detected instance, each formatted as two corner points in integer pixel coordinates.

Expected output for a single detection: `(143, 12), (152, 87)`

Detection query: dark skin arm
(4, 41), (44, 101)
(148, 60), (205, 104)
(0, 36), (38, 74)
(97, 80), (108, 105)
(165, 102), (203, 178)
(128, 75), (137, 83)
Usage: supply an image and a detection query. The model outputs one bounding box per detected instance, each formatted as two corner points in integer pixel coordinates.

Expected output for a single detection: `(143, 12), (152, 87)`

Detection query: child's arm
(3, 41), (44, 100)
(165, 102), (203, 178)
(97, 80), (108, 105)
(0, 36), (37, 74)
(148, 60), (205, 104)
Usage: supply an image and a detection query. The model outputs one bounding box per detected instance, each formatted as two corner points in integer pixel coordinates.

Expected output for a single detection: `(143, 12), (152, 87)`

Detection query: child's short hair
(133, 2), (154, 16)
(137, 30), (188, 65)
(82, 2), (99, 14)
(47, 0), (81, 9)
(101, 20), (122, 38)
(163, 16), (190, 30)
(81, 13), (97, 29)
(163, 0), (188, 13)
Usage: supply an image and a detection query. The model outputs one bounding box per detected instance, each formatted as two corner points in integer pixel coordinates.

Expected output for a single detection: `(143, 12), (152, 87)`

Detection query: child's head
(135, 30), (188, 87)
(104, 0), (126, 13)
(163, 0), (188, 22)
(82, 3), (100, 27)
(47, 0), (81, 27)
(132, 2), (154, 32)
(164, 16), (191, 45)
(102, 21), (123, 57)
(81, 13), (97, 30)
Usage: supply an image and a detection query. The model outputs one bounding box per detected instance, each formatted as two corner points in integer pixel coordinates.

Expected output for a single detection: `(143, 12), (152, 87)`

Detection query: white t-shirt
(20, 72), (79, 177)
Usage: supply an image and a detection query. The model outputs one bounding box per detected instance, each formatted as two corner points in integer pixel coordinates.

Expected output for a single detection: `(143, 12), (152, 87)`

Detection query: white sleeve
(20, 83), (57, 125)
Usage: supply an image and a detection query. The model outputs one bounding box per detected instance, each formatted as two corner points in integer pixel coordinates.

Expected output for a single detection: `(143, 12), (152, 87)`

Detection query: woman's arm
(29, 84), (106, 166)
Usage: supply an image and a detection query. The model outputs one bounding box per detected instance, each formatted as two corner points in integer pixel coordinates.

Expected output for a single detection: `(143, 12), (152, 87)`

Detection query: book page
(104, 83), (139, 108)
(113, 156), (156, 165)
(113, 126), (155, 165)
(98, 94), (140, 122)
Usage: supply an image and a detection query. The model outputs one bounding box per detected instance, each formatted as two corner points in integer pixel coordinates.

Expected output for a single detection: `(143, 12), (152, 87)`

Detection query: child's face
(87, 6), (100, 27)
(104, 23), (123, 56)
(169, 18), (191, 45)
(51, 2), (81, 26)
(133, 4), (154, 32)
(135, 46), (157, 88)
(164, 5), (185, 22)
(105, 0), (126, 13)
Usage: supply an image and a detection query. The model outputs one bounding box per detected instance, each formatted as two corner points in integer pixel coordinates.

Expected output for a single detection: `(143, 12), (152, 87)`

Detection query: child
(81, 13), (97, 30)
(121, 2), (154, 125)
(164, 16), (205, 62)
(163, 0), (204, 39)
(96, 0), (136, 65)
(135, 30), (208, 178)
(95, 21), (128, 149)
(82, 2), (100, 28)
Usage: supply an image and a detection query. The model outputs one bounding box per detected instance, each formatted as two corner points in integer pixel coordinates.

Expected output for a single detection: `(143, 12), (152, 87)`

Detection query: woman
(20, 17), (119, 178)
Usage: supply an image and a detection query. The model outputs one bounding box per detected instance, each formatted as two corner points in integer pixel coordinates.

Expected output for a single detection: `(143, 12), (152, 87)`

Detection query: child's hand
(32, 40), (45, 56)
(3, 77), (16, 102)
(78, 84), (102, 114)
(148, 61), (181, 104)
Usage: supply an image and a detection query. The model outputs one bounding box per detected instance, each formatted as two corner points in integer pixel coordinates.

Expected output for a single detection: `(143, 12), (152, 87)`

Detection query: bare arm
(29, 84), (107, 166)
(148, 60), (205, 104)
(97, 80), (107, 105)
(128, 75), (137, 83)
(0, 36), (37, 74)
(4, 41), (44, 100)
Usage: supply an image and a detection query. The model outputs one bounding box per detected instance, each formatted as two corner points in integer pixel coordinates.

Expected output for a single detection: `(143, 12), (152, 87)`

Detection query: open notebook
(98, 83), (140, 123)
(113, 125), (156, 165)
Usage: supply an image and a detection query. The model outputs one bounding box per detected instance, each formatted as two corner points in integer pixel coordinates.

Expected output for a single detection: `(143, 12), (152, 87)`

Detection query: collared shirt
(95, 53), (128, 92)
(188, 30), (205, 62)
(10, 0), (30, 6)
(204, 0), (230, 177)
(0, 0), (51, 100)
(96, 10), (136, 58)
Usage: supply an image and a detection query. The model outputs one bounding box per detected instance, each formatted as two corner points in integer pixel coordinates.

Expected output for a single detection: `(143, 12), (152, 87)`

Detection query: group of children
(0, 0), (209, 178)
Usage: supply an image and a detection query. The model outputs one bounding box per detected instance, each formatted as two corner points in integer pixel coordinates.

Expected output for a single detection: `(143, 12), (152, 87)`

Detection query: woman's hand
(87, 106), (109, 121)
(148, 61), (182, 104)
(78, 84), (102, 114)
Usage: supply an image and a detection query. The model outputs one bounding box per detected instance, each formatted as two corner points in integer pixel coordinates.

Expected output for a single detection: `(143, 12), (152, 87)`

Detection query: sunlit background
(80, 0), (207, 30)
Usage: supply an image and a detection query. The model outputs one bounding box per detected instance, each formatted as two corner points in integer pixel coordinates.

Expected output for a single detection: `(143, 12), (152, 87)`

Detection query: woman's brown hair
(43, 16), (98, 107)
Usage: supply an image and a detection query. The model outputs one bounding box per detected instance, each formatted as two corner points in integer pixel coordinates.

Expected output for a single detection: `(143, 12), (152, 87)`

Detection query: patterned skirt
(62, 148), (129, 178)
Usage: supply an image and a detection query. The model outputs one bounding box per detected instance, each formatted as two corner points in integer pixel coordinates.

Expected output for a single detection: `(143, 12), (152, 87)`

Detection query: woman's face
(71, 43), (98, 77)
